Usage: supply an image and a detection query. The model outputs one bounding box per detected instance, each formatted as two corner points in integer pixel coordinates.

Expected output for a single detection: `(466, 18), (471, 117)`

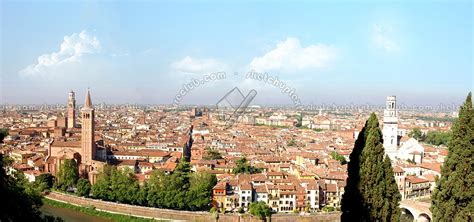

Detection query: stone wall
(45, 192), (341, 222)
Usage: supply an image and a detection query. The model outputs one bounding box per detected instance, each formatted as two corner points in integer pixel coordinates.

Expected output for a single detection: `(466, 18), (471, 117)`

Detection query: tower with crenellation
(383, 96), (398, 160)
(67, 90), (76, 129)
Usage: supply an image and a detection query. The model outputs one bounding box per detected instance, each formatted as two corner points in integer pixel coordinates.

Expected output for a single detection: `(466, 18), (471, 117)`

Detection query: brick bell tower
(81, 89), (96, 163)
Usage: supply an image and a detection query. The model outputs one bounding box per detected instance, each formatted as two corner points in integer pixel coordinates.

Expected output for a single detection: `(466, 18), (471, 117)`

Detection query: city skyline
(1, 1), (472, 105)
(1, 1), (472, 221)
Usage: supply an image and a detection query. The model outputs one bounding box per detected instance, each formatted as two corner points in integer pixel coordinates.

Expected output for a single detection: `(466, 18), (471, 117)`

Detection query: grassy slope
(42, 198), (167, 222)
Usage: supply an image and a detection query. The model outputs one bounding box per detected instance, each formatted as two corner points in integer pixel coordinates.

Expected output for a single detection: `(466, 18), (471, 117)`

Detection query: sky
(1, 0), (472, 106)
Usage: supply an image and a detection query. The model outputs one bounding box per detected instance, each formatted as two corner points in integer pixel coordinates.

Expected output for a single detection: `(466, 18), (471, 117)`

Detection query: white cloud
(19, 30), (101, 77)
(171, 56), (227, 74)
(249, 37), (337, 72)
(373, 24), (399, 52)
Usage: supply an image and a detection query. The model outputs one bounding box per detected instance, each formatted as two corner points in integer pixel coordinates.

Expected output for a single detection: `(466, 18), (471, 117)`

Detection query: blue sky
(1, 0), (472, 106)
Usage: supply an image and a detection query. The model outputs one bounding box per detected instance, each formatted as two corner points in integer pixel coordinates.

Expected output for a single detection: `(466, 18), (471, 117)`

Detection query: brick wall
(46, 192), (341, 222)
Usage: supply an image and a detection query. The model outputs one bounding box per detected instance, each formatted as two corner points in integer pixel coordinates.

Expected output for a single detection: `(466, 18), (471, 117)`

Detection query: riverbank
(42, 198), (166, 222)
(45, 191), (342, 222)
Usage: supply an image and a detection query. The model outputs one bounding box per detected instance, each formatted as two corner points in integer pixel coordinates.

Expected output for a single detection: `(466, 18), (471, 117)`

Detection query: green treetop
(54, 159), (79, 191)
(249, 201), (272, 220)
(76, 178), (91, 197)
(341, 113), (401, 221)
(203, 147), (223, 160)
(431, 92), (473, 221)
(408, 128), (423, 140)
(233, 156), (262, 175)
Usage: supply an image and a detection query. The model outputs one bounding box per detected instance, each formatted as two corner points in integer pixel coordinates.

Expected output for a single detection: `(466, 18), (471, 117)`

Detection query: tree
(341, 117), (371, 221)
(233, 157), (262, 175)
(147, 158), (193, 210)
(0, 128), (8, 143)
(91, 165), (113, 200)
(381, 157), (401, 222)
(187, 171), (217, 210)
(287, 139), (297, 146)
(249, 201), (272, 220)
(431, 93), (474, 221)
(210, 207), (219, 219)
(341, 113), (401, 221)
(0, 154), (43, 221)
(76, 178), (91, 197)
(91, 166), (140, 204)
(295, 113), (303, 127)
(109, 167), (140, 204)
(330, 151), (347, 165)
(36, 173), (54, 190)
(424, 131), (451, 146)
(408, 128), (423, 140)
(147, 170), (167, 208)
(204, 147), (222, 160)
(91, 158), (218, 212)
(55, 159), (79, 191)
(163, 158), (191, 209)
(135, 183), (149, 206)
(323, 206), (335, 212)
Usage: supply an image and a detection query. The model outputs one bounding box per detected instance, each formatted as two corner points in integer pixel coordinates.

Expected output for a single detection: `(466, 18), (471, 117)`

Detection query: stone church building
(44, 90), (105, 184)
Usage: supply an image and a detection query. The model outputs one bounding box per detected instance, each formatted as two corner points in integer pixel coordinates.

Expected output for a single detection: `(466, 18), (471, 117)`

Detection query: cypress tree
(341, 116), (371, 220)
(431, 93), (473, 221)
(382, 156), (401, 222)
(342, 113), (401, 221)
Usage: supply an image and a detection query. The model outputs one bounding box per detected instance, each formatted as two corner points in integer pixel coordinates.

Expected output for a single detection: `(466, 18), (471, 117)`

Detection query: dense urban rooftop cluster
(0, 91), (454, 214)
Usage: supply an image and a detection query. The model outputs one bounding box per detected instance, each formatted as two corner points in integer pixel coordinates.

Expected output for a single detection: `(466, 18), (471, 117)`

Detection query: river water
(40, 202), (113, 222)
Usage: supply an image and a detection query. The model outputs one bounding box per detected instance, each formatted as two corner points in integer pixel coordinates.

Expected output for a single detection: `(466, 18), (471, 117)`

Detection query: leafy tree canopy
(249, 201), (272, 219)
(0, 154), (62, 222)
(330, 151), (347, 165)
(76, 178), (92, 197)
(54, 159), (79, 192)
(0, 128), (8, 143)
(203, 147), (222, 160)
(408, 128), (423, 140)
(233, 157), (262, 175)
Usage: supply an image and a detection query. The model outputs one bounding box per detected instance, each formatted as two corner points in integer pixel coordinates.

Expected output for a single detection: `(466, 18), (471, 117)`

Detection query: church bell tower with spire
(81, 89), (96, 162)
